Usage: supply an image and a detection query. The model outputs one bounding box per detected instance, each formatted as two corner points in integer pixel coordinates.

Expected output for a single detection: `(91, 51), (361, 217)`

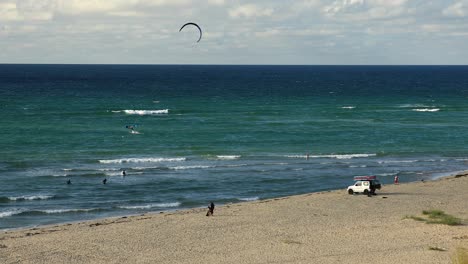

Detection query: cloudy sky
(1, 0), (467, 64)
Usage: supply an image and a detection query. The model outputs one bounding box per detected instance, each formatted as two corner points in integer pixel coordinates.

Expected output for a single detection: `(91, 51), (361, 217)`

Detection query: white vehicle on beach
(347, 176), (381, 195)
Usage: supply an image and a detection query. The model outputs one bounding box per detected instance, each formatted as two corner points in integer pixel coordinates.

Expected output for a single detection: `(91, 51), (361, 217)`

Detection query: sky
(0, 0), (467, 65)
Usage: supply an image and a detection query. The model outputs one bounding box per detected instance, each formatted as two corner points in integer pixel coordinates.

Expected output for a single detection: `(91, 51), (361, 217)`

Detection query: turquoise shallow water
(1, 65), (467, 230)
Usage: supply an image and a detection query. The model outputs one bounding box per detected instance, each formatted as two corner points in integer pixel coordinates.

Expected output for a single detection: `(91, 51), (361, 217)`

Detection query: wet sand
(1, 172), (467, 263)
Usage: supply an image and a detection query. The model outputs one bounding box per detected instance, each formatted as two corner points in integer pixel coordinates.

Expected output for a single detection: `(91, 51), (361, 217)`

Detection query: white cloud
(323, 0), (364, 15)
(208, 0), (225, 5)
(0, 2), (20, 21)
(255, 28), (280, 38)
(228, 4), (273, 18)
(0, 0), (467, 64)
(443, 1), (467, 17)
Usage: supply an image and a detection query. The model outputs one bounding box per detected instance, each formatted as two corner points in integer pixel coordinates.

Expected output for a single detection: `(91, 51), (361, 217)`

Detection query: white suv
(347, 176), (381, 195)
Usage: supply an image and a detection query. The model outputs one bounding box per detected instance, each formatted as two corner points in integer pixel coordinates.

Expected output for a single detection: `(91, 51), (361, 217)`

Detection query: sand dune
(1, 173), (467, 263)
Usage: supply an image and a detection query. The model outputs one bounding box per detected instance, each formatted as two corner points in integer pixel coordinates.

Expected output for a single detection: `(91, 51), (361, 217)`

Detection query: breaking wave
(0, 209), (25, 218)
(6, 195), (55, 201)
(170, 165), (213, 170)
(412, 108), (440, 112)
(123, 109), (169, 115)
(286, 154), (376, 159)
(118, 202), (181, 210)
(237, 197), (259, 201)
(99, 157), (186, 164)
(216, 155), (241, 160)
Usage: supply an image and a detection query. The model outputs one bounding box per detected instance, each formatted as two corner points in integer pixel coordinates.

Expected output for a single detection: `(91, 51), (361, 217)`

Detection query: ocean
(1, 64), (467, 230)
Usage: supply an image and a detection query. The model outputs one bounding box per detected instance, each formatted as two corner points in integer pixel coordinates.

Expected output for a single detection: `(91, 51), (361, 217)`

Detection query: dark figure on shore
(103, 178), (107, 184)
(206, 202), (215, 216)
(67, 179), (71, 184)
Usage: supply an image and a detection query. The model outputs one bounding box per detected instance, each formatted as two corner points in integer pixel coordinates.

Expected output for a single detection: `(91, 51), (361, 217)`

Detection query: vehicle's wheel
(363, 189), (369, 195)
(348, 189), (354, 195)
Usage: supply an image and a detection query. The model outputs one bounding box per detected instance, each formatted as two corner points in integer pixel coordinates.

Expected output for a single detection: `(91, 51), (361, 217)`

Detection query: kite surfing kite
(179, 22), (202, 43)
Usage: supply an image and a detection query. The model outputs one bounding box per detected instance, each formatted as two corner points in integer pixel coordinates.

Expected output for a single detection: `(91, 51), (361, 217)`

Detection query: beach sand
(1, 173), (467, 264)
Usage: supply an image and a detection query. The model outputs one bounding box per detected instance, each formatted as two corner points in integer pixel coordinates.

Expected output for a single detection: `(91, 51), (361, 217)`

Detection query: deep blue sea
(1, 65), (467, 230)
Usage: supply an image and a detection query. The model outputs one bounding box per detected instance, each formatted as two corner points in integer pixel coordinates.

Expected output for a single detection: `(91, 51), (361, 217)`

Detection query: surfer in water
(126, 125), (140, 134)
(122, 170), (126, 176)
(103, 178), (107, 184)
(67, 179), (71, 184)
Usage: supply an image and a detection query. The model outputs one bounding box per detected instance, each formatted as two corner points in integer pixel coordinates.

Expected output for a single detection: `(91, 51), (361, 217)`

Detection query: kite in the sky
(179, 22), (202, 43)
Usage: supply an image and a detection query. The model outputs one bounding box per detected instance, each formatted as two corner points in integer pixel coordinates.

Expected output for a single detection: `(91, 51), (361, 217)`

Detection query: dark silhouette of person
(67, 179), (71, 184)
(206, 202), (215, 216)
(122, 170), (126, 176)
(103, 178), (107, 184)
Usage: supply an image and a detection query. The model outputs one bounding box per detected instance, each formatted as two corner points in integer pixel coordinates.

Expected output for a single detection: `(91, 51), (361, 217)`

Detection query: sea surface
(1, 65), (467, 230)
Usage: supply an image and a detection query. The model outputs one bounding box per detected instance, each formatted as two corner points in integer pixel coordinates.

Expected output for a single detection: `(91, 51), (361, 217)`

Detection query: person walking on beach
(206, 202), (215, 216)
(394, 175), (399, 184)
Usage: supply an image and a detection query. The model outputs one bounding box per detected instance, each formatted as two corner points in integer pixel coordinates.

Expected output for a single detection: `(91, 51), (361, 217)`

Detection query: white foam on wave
(119, 202), (181, 210)
(99, 157), (186, 164)
(349, 165), (367, 168)
(170, 165), (213, 170)
(8, 195), (54, 201)
(0, 209), (25, 218)
(286, 154), (376, 159)
(216, 155), (241, 160)
(378, 160), (418, 164)
(124, 109), (169, 115)
(238, 197), (259, 201)
(41, 208), (97, 214)
(412, 108), (440, 112)
(341, 106), (355, 109)
(398, 104), (430, 108)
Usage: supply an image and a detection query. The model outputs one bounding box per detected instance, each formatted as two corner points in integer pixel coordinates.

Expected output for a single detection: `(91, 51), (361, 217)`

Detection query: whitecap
(41, 208), (97, 214)
(99, 157), (186, 164)
(216, 155), (241, 160)
(238, 197), (259, 201)
(170, 165), (213, 170)
(124, 109), (169, 115)
(8, 195), (54, 201)
(412, 108), (440, 112)
(378, 160), (418, 164)
(349, 165), (367, 168)
(287, 154), (376, 159)
(341, 106), (355, 109)
(0, 209), (25, 218)
(119, 202), (181, 210)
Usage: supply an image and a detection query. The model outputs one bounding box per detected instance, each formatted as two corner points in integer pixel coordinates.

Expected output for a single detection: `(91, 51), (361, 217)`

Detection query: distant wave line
(216, 155), (241, 160)
(118, 202), (181, 210)
(412, 108), (440, 112)
(286, 154), (376, 159)
(99, 157), (186, 164)
(6, 195), (54, 201)
(123, 109), (169, 115)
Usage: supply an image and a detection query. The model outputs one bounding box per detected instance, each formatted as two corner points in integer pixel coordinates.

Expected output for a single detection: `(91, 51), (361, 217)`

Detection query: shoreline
(1, 172), (467, 263)
(1, 169), (463, 233)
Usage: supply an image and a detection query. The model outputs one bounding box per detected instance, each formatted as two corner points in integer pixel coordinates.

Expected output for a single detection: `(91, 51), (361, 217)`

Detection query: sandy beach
(1, 173), (467, 264)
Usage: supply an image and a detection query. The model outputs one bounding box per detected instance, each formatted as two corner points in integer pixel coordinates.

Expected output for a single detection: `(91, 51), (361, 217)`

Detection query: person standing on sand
(206, 202), (215, 216)
(394, 175), (399, 184)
